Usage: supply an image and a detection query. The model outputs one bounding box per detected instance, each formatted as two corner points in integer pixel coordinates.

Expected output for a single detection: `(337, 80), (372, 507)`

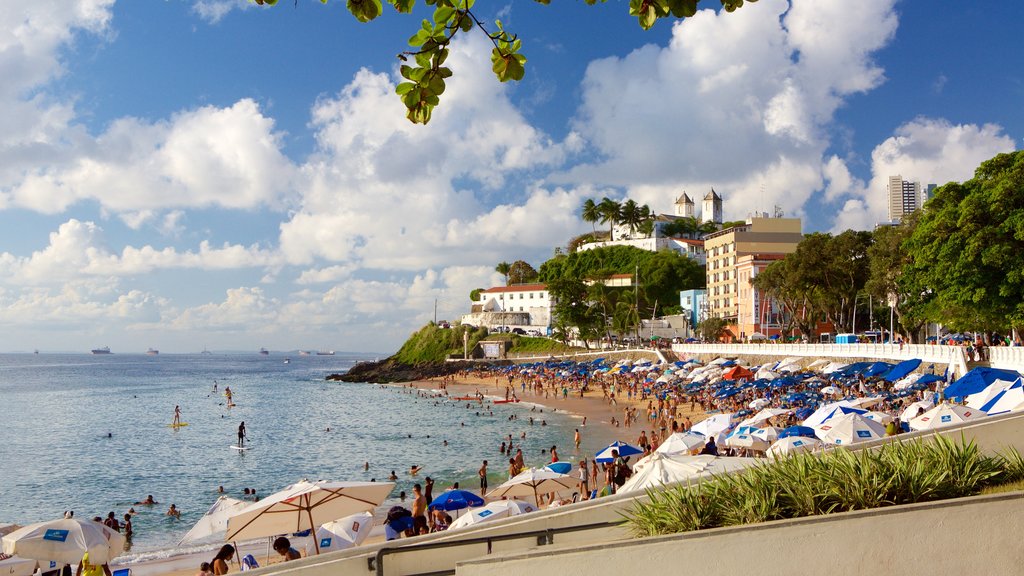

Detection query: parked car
(511, 327), (527, 335)
(527, 329), (542, 337)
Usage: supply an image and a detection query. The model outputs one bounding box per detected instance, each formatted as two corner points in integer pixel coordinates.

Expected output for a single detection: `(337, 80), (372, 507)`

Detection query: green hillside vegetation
(392, 323), (489, 364)
(483, 334), (579, 355)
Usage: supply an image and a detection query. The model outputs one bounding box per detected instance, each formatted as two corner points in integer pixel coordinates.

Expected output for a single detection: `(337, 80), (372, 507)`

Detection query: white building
(460, 283), (555, 331)
(887, 175), (924, 223)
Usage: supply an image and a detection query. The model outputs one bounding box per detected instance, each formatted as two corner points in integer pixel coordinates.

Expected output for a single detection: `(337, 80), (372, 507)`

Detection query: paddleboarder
(173, 405), (181, 427)
(237, 421), (247, 448)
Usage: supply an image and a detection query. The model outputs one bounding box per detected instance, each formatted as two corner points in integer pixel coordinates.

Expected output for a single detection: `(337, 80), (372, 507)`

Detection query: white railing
(985, 346), (1024, 373)
(671, 342), (969, 377)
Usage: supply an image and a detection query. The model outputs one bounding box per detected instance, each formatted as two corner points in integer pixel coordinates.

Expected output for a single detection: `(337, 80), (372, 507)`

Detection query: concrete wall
(986, 346), (1024, 374)
(459, 492), (1024, 576)
(672, 342), (970, 377)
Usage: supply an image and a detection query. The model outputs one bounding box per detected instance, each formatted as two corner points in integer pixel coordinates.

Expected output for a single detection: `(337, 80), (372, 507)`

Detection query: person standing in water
(173, 405), (182, 426)
(237, 421), (246, 447)
(224, 386), (233, 406)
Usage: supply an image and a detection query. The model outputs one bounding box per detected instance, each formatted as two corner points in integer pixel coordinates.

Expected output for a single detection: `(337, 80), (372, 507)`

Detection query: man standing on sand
(478, 460), (488, 496)
(411, 484), (426, 519)
(574, 428), (581, 450)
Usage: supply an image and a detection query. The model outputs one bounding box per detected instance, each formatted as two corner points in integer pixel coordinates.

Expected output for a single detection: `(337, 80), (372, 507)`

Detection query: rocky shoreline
(327, 357), (509, 383)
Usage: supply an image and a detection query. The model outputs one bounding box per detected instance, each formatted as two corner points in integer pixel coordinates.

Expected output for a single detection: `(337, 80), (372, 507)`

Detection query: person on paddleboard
(237, 421), (246, 447)
(173, 405), (181, 426)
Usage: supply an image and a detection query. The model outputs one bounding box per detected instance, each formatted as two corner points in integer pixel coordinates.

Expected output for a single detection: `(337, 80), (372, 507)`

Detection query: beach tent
(909, 403), (986, 431)
(814, 412), (887, 445)
(767, 436), (824, 457)
(226, 480), (395, 555)
(655, 432), (708, 456)
(722, 366), (754, 380)
(983, 382), (1024, 414)
(447, 500), (536, 531)
(943, 367), (1023, 399)
(618, 454), (752, 494)
(304, 512), (373, 556)
(882, 359), (922, 382)
(2, 519), (125, 565)
(179, 496), (249, 545)
(691, 413), (734, 437)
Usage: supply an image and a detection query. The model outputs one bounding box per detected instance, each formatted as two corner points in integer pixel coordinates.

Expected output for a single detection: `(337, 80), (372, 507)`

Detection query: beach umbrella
(882, 359), (922, 382)
(655, 432), (708, 456)
(850, 395), (885, 409)
(814, 412), (887, 445)
(487, 468), (578, 507)
(0, 555), (36, 576)
(723, 433), (770, 451)
(178, 496), (249, 545)
(801, 401), (860, 428)
(428, 490), (485, 512)
(738, 408), (790, 428)
(863, 411), (894, 425)
(899, 399), (935, 422)
(965, 379), (1019, 410)
(619, 454), (753, 494)
(595, 441), (644, 463)
(691, 413), (734, 437)
(943, 367), (1023, 399)
(2, 518), (125, 565)
(304, 512), (373, 556)
(778, 425), (816, 439)
(983, 382), (1024, 414)
(748, 398), (770, 410)
(722, 366), (754, 380)
(767, 436), (824, 457)
(750, 426), (782, 443)
(447, 500), (536, 531)
(909, 404), (986, 431)
(820, 385), (841, 395)
(226, 480), (395, 555)
(544, 462), (573, 475)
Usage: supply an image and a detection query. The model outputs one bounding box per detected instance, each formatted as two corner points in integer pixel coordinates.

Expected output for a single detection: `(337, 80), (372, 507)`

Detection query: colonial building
(460, 283), (555, 331)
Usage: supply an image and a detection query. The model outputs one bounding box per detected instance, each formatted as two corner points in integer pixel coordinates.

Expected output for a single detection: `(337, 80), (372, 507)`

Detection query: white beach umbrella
(447, 500), (537, 531)
(981, 383), (1024, 415)
(850, 395), (886, 409)
(226, 480), (395, 554)
(821, 362), (849, 374)
(909, 403), (986, 431)
(863, 411), (894, 425)
(2, 519), (125, 565)
(618, 454), (752, 494)
(893, 373), (924, 391)
(654, 432), (708, 456)
(900, 399), (935, 421)
(750, 426), (782, 443)
(820, 385), (842, 396)
(304, 512), (373, 555)
(723, 433), (770, 451)
(965, 379), (1018, 410)
(0, 556), (37, 576)
(814, 412), (887, 445)
(739, 408), (790, 428)
(178, 496), (249, 545)
(802, 401), (857, 428)
(748, 398), (770, 410)
(807, 359), (830, 369)
(487, 468), (578, 506)
(767, 436), (825, 457)
(691, 413), (734, 437)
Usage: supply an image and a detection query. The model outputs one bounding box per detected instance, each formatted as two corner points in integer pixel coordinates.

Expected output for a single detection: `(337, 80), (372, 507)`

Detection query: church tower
(675, 192), (695, 218)
(702, 188), (723, 225)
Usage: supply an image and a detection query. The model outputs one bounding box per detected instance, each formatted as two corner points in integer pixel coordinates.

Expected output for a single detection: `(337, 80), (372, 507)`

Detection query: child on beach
(197, 563), (214, 576)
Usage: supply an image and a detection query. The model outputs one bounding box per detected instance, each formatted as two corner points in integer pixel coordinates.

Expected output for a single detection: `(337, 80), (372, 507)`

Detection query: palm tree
(597, 197), (621, 240)
(495, 261), (511, 286)
(581, 198), (600, 235)
(619, 199), (642, 238)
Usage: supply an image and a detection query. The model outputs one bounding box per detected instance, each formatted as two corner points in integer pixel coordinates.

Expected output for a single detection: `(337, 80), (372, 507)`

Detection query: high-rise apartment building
(887, 175), (924, 223)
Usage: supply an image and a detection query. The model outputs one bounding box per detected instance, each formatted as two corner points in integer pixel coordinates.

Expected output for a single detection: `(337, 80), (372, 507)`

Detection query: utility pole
(434, 298), (437, 325)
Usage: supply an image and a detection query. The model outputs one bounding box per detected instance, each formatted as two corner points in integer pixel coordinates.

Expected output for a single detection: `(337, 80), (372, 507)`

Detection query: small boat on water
(316, 350), (335, 356)
(299, 350), (311, 356)
(91, 346), (111, 355)
(146, 348), (159, 355)
(200, 346), (212, 355)
(259, 347), (270, 355)
(283, 358), (291, 364)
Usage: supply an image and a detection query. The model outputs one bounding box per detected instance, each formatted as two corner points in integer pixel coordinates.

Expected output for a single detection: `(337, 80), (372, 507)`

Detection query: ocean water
(0, 353), (612, 555)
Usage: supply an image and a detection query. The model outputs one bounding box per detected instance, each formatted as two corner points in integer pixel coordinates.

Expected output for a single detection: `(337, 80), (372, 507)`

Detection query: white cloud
(832, 118), (1017, 230)
(559, 0), (899, 221)
(192, 0), (250, 23)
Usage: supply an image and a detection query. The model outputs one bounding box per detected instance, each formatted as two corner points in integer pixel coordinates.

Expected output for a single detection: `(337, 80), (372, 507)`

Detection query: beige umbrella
(2, 519), (125, 565)
(178, 496), (249, 545)
(486, 468), (578, 507)
(225, 480), (394, 554)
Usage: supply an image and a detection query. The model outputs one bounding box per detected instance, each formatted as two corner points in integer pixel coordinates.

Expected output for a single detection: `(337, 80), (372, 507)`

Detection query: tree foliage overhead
(507, 259), (539, 285)
(252, 0), (758, 123)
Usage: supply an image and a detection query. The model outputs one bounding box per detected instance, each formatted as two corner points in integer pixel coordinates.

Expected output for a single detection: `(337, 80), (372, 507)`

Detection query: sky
(0, 0), (1020, 354)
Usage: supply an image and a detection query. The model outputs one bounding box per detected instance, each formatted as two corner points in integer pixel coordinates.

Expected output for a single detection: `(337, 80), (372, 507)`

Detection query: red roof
(674, 238), (705, 246)
(481, 283), (547, 294)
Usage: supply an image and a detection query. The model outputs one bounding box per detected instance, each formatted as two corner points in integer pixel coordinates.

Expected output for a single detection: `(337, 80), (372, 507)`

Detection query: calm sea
(0, 353), (613, 555)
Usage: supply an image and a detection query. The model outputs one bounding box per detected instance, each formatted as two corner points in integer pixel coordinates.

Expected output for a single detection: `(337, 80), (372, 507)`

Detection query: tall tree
(581, 198), (600, 236)
(507, 260), (539, 285)
(598, 197), (622, 240)
(495, 261), (511, 286)
(619, 199), (644, 238)
(866, 218), (929, 342)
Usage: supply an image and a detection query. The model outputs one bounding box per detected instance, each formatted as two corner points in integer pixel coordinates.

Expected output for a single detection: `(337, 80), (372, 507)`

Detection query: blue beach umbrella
(544, 462), (573, 475)
(428, 489), (485, 512)
(595, 441), (643, 462)
(778, 425), (816, 439)
(882, 358), (922, 382)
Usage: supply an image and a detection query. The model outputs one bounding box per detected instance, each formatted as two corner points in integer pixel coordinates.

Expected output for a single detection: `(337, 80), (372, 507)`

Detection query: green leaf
(395, 82), (416, 95)
(433, 5), (455, 24)
(347, 0), (383, 22)
(392, 0), (415, 12)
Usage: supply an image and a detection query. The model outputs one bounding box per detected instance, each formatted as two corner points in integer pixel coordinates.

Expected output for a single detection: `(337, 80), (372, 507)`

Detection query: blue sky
(0, 0), (1020, 353)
